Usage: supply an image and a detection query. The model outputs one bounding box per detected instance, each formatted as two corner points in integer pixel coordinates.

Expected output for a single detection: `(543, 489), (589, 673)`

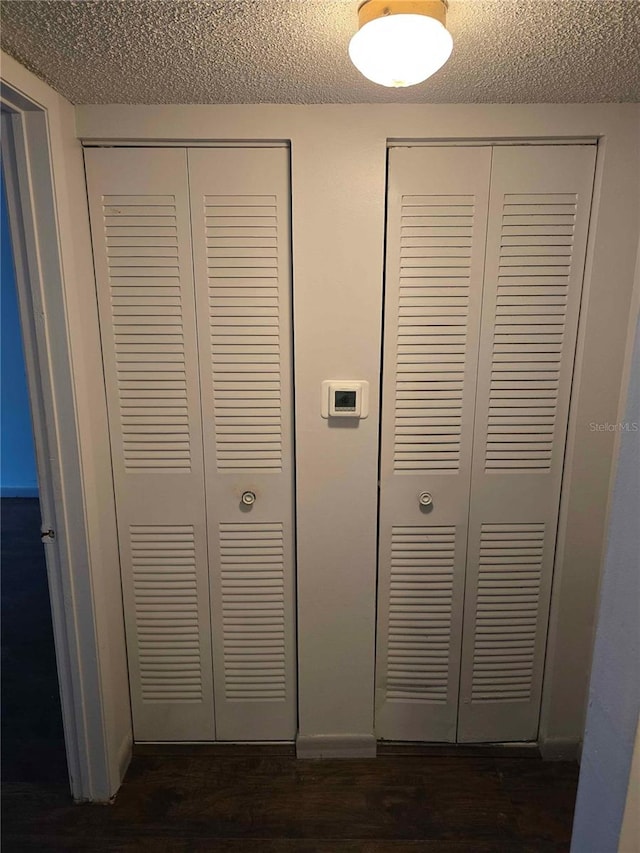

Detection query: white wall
(1, 53), (131, 799)
(618, 721), (640, 853)
(570, 234), (640, 851)
(77, 103), (639, 755)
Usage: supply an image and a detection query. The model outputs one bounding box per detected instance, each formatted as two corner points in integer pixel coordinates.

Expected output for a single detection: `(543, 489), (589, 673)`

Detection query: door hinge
(40, 528), (56, 541)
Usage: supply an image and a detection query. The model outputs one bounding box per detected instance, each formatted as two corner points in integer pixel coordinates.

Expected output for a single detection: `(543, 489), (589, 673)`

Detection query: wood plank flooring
(1, 498), (67, 786)
(2, 748), (579, 852)
(1, 499), (579, 851)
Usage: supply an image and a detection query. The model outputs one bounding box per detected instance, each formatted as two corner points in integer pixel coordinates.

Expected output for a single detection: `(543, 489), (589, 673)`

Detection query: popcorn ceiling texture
(1, 0), (639, 104)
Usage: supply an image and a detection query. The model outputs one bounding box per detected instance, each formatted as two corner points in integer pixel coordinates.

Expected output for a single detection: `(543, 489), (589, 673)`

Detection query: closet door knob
(418, 491), (433, 508)
(241, 490), (256, 506)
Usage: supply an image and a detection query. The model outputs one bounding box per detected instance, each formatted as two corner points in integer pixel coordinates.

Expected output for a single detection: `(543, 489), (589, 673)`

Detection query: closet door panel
(188, 148), (296, 740)
(458, 145), (597, 741)
(376, 147), (492, 741)
(85, 148), (215, 740)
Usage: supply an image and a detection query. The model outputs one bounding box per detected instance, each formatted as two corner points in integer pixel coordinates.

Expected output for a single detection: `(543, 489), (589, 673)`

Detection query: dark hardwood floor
(1, 498), (67, 786)
(1, 498), (579, 852)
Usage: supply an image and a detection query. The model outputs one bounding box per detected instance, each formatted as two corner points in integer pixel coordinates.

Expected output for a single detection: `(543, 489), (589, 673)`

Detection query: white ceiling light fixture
(349, 0), (453, 88)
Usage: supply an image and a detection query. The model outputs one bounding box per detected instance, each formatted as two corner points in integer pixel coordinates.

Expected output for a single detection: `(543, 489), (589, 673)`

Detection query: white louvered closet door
(375, 147), (492, 741)
(85, 148), (215, 741)
(188, 148), (296, 740)
(458, 145), (596, 742)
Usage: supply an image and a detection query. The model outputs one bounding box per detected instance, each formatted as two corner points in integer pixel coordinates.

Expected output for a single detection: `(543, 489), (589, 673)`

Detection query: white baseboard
(539, 737), (581, 761)
(296, 733), (377, 759)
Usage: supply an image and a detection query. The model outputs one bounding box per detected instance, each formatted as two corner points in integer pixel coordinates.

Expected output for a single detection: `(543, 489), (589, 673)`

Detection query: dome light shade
(349, 0), (453, 88)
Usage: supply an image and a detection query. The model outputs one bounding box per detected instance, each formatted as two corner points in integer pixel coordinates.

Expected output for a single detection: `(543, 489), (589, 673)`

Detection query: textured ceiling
(1, 0), (639, 105)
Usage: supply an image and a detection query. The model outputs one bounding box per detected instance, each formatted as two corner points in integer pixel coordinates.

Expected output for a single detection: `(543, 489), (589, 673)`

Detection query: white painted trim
(538, 137), (606, 747)
(296, 734), (377, 759)
(1, 108), (92, 801)
(82, 139), (290, 148)
(388, 136), (599, 147)
(1, 52), (131, 802)
(539, 737), (581, 762)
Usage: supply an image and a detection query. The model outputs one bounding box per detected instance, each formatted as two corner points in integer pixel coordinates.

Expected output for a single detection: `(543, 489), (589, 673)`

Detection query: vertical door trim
(0, 95), (116, 800)
(538, 138), (605, 757)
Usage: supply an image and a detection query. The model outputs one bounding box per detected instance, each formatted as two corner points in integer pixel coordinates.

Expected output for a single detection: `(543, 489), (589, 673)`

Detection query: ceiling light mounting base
(357, 0), (448, 29)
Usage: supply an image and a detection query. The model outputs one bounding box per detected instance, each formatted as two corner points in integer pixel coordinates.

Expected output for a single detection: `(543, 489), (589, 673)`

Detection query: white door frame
(1, 80), (122, 802)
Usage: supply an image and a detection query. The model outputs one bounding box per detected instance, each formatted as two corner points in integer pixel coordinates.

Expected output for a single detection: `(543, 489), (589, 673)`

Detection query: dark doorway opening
(1, 162), (67, 788)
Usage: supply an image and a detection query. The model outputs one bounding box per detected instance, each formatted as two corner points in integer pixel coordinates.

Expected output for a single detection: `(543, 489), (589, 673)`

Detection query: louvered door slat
(376, 147), (492, 742)
(85, 148), (215, 741)
(204, 187), (282, 473)
(189, 148), (296, 741)
(458, 145), (596, 742)
(220, 522), (287, 701)
(386, 526), (456, 704)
